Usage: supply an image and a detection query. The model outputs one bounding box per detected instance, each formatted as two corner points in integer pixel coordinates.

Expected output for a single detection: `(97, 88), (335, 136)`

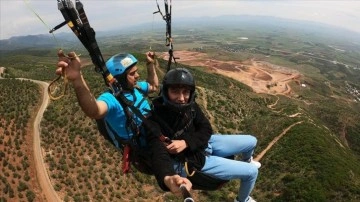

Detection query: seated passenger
(146, 68), (259, 202)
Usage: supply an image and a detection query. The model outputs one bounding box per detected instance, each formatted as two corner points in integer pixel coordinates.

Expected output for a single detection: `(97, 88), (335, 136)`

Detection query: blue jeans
(203, 134), (259, 202)
(205, 134), (258, 160)
(173, 134), (259, 202)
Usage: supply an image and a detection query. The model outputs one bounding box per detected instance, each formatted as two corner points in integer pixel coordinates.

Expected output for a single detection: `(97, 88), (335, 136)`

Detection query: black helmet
(162, 68), (196, 110)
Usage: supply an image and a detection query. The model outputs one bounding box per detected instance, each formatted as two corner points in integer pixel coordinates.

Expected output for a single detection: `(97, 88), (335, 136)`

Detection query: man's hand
(146, 51), (156, 64)
(164, 175), (192, 196)
(166, 140), (187, 154)
(56, 50), (82, 82)
(145, 51), (159, 93)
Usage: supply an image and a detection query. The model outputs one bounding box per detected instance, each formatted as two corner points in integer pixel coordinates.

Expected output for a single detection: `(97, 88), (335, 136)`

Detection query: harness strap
(151, 105), (195, 140)
(104, 120), (123, 148)
(122, 145), (131, 174)
(100, 99), (142, 175)
(53, 0), (123, 95)
(114, 93), (142, 148)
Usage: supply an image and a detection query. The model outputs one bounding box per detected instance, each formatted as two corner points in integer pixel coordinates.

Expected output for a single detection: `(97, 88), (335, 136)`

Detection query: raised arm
(145, 51), (159, 93)
(56, 50), (107, 119)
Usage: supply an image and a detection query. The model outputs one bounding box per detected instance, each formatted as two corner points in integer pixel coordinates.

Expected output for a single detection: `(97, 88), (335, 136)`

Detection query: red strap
(122, 145), (131, 174)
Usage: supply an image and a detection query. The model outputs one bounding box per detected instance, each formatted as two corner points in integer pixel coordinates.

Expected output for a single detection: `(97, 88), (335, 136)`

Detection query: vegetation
(0, 21), (359, 201)
(0, 79), (41, 201)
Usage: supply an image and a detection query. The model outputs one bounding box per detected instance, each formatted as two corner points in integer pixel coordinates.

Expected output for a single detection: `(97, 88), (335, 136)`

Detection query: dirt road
(30, 79), (61, 202)
(253, 121), (304, 161)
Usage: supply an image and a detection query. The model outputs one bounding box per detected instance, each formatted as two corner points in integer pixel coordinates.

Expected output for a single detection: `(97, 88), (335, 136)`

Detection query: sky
(0, 0), (359, 40)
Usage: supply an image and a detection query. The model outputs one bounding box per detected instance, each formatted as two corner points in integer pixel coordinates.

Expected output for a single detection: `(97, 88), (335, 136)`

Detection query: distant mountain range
(0, 33), (75, 51)
(1, 15), (359, 51)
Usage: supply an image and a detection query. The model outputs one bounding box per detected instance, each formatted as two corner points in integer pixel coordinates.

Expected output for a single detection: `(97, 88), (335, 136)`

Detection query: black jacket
(145, 97), (213, 190)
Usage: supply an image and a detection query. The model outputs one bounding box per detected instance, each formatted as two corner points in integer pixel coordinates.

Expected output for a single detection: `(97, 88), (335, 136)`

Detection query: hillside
(1, 20), (360, 201)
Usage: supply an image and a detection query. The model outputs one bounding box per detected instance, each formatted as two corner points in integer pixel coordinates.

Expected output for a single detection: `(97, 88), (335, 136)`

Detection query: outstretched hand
(164, 175), (192, 196)
(56, 49), (82, 82)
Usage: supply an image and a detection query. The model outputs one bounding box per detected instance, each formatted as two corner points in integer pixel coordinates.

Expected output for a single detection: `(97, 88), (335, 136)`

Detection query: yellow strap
(184, 161), (195, 177)
(47, 51), (81, 101)
(48, 73), (68, 101)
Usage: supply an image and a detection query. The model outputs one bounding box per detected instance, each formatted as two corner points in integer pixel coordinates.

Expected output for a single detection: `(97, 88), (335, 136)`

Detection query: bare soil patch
(160, 50), (301, 95)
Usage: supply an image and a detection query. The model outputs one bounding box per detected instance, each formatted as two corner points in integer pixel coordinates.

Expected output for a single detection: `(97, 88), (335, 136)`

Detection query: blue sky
(1, 0), (359, 40)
